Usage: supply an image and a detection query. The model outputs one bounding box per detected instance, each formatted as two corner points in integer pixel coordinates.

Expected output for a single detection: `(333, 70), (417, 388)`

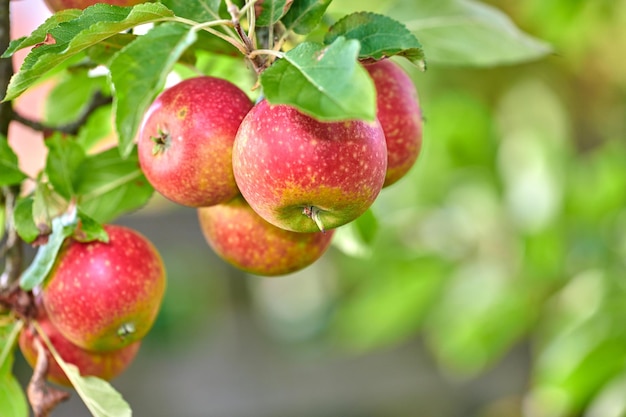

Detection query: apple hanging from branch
(232, 100), (388, 234)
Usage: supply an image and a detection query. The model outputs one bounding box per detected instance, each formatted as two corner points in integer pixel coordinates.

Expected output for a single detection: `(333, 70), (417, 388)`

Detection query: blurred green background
(12, 0), (626, 416)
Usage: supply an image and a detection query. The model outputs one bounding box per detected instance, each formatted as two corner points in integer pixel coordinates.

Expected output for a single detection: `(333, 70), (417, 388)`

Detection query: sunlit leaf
(20, 209), (78, 291)
(1, 9), (82, 57)
(261, 37), (376, 121)
(3, 3), (175, 101)
(110, 22), (197, 157)
(392, 0), (552, 66)
(160, 0), (220, 21)
(325, 12), (425, 66)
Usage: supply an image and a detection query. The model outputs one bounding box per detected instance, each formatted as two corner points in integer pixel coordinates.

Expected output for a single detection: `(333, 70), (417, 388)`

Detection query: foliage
(10, 0), (620, 416)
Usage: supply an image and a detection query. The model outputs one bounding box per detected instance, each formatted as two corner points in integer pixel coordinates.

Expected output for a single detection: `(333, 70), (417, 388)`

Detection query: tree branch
(12, 91), (113, 136)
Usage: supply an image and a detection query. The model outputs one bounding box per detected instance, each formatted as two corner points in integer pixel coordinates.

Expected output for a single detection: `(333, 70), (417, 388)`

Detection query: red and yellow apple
(138, 76), (253, 207)
(232, 100), (387, 233)
(19, 311), (140, 387)
(42, 224), (166, 352)
(364, 59), (423, 187)
(198, 197), (334, 276)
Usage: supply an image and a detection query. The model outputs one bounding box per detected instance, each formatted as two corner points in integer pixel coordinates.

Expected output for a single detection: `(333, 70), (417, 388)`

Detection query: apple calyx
(117, 322), (136, 339)
(302, 206), (326, 233)
(150, 128), (170, 156)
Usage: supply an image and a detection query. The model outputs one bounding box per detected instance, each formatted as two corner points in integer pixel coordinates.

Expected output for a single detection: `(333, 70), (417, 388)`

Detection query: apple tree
(0, 0), (554, 416)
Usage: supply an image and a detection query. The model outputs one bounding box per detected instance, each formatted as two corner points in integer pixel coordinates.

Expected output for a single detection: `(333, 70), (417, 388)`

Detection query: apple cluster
(137, 59), (422, 277)
(19, 225), (166, 386)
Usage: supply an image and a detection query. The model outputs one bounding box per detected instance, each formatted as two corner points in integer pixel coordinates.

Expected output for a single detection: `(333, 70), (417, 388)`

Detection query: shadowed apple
(364, 59), (423, 187)
(19, 310), (141, 387)
(198, 196), (334, 276)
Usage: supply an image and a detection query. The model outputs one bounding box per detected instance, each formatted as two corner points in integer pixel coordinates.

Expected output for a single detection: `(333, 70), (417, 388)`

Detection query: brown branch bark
(12, 91), (113, 136)
(27, 338), (71, 417)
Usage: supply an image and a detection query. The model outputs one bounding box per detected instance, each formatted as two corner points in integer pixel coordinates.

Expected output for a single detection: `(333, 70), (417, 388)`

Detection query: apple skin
(232, 100), (387, 233)
(198, 197), (334, 276)
(19, 312), (141, 388)
(42, 224), (166, 352)
(364, 59), (423, 187)
(43, 0), (148, 12)
(138, 76), (253, 207)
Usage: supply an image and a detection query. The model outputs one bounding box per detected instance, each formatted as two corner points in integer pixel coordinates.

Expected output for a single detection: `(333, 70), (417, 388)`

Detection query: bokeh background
(8, 0), (626, 416)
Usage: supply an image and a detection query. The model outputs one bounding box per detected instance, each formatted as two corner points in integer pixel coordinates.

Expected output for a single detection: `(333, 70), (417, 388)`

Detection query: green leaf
(45, 134), (87, 199)
(0, 322), (28, 417)
(20, 210), (78, 291)
(394, 0), (552, 66)
(36, 322), (132, 417)
(0, 321), (23, 376)
(44, 70), (110, 125)
(76, 211), (109, 243)
(3, 3), (175, 101)
(13, 197), (40, 243)
(0, 374), (27, 417)
(260, 37), (376, 121)
(281, 0), (332, 34)
(160, 0), (220, 22)
(75, 105), (114, 152)
(325, 12), (425, 66)
(256, 0), (293, 26)
(332, 208), (379, 258)
(75, 147), (154, 223)
(86, 33), (137, 66)
(0, 136), (27, 186)
(110, 22), (197, 157)
(1, 9), (82, 58)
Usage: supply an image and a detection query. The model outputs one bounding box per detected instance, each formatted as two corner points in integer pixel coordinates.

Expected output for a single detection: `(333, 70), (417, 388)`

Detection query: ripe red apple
(138, 76), (253, 207)
(232, 100), (387, 233)
(19, 312), (140, 387)
(364, 59), (423, 187)
(42, 224), (166, 352)
(43, 0), (148, 12)
(198, 196), (334, 276)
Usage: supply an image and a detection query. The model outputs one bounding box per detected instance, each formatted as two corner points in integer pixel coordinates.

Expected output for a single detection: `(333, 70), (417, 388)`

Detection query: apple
(364, 59), (423, 187)
(198, 196), (334, 276)
(232, 100), (387, 233)
(138, 76), (253, 207)
(42, 224), (166, 352)
(43, 0), (148, 12)
(19, 311), (140, 387)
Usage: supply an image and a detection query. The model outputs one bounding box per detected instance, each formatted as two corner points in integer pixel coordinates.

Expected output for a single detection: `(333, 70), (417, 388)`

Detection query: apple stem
(302, 206), (326, 233)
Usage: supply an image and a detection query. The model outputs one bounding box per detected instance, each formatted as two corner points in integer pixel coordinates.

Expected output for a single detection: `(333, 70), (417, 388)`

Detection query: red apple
(19, 311), (140, 387)
(138, 76), (253, 207)
(364, 59), (423, 187)
(198, 196), (334, 276)
(43, 0), (148, 12)
(42, 224), (166, 352)
(232, 100), (387, 233)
